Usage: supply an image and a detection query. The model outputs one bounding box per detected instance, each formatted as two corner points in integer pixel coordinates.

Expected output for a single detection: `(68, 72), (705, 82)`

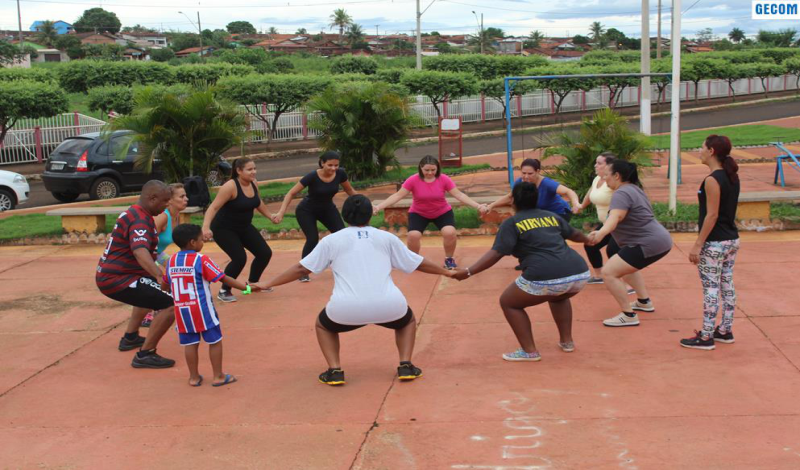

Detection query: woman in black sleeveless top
(680, 135), (741, 350)
(273, 151), (357, 282)
(202, 157), (274, 302)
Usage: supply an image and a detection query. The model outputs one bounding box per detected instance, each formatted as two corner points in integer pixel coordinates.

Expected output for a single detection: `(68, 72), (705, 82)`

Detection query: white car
(0, 170), (30, 212)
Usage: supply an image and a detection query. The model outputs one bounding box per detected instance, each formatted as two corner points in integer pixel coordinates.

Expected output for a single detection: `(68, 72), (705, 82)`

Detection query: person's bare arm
(252, 263), (311, 290)
(374, 187), (410, 213)
(487, 193), (512, 211)
(448, 187), (483, 209)
(202, 181), (235, 239)
(689, 177), (720, 264)
(154, 212), (168, 233)
(588, 209), (626, 245)
(133, 248), (165, 284)
(341, 181), (357, 196)
(579, 185), (593, 210)
(453, 249), (505, 280)
(220, 275), (260, 292)
(556, 184), (582, 214)
(273, 182), (305, 223)
(415, 258), (455, 276)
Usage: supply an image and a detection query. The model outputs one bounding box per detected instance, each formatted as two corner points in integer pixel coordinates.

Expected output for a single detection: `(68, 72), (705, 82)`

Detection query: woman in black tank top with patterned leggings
(680, 135), (741, 350)
(202, 157), (275, 303)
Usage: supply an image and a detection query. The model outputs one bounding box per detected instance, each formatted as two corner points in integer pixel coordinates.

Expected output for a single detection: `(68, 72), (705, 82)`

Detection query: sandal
(212, 374), (237, 387)
(189, 375), (203, 387)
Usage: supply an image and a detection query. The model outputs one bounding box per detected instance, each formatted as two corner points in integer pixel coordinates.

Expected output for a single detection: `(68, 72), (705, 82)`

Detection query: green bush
(150, 48), (175, 62)
(330, 55), (379, 75)
(0, 67), (55, 83)
(173, 63), (255, 85)
(0, 80), (69, 143)
(57, 60), (175, 92)
(424, 54), (547, 80)
(87, 85), (134, 115)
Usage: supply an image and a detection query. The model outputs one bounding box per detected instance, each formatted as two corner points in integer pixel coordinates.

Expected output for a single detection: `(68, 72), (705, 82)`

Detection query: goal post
(502, 72), (678, 210)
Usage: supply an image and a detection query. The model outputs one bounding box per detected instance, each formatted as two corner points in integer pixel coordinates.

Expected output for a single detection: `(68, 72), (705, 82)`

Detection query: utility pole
(375, 25), (379, 37)
(641, 0), (651, 135)
(472, 11), (484, 54)
(668, 0), (682, 213)
(16, 0), (23, 47)
(416, 0), (422, 70)
(197, 11), (203, 62)
(657, 0), (662, 58)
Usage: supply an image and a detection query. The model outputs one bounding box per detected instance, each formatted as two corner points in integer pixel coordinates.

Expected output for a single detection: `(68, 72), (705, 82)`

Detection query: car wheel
(90, 177), (121, 200)
(0, 189), (15, 212)
(206, 168), (225, 187)
(52, 191), (80, 203)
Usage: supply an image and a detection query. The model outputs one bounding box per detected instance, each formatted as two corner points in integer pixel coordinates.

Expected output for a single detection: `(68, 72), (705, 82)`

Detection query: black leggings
(583, 223), (620, 269)
(211, 223), (272, 288)
(296, 202), (345, 258)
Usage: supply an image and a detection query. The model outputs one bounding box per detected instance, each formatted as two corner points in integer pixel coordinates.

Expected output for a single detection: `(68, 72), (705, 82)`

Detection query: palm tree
(105, 87), (248, 182)
(296, 28), (308, 34)
(347, 23), (365, 48)
(36, 20), (58, 48)
(728, 27), (745, 43)
(329, 8), (353, 44)
(525, 30), (544, 48)
(309, 81), (413, 179)
(267, 27), (279, 35)
(589, 21), (605, 42)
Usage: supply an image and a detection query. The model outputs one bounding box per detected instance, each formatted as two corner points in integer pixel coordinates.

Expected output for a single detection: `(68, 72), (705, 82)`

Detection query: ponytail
(704, 135), (738, 184)
(610, 160), (642, 188)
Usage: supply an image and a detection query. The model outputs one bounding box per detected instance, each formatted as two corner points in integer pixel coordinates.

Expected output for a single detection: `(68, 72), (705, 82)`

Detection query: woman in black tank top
(680, 135), (741, 350)
(202, 157), (276, 302)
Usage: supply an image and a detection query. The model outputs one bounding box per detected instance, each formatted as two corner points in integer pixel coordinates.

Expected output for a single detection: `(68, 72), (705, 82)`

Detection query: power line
(15, 0), (413, 8)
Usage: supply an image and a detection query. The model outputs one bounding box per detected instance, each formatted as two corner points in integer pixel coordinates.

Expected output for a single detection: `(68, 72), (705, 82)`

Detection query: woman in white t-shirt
(255, 195), (454, 386)
(578, 152), (620, 283)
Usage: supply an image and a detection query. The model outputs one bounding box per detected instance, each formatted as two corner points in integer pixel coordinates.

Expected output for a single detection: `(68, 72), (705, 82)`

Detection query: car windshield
(52, 138), (93, 157)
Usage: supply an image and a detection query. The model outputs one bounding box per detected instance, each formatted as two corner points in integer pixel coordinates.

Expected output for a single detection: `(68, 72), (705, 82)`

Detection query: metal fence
(0, 113), (106, 165)
(2, 74), (797, 165)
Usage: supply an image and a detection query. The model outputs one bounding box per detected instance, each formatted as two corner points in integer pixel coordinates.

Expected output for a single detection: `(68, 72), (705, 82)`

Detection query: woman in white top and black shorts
(579, 152), (620, 284)
(255, 195), (454, 386)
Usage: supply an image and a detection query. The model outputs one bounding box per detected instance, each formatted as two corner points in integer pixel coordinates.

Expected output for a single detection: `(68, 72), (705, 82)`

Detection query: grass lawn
(647, 124), (800, 150)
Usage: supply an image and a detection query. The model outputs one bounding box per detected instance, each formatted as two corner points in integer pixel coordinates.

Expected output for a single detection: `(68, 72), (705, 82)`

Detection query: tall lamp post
(668, 0), (682, 213)
(472, 11), (484, 55)
(415, 0), (439, 70)
(179, 10), (204, 61)
(640, 0), (651, 135)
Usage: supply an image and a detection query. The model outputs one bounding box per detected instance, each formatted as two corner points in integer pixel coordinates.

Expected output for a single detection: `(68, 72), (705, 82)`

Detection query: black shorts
(407, 210), (455, 233)
(317, 307), (414, 333)
(105, 277), (174, 311)
(616, 245), (670, 270)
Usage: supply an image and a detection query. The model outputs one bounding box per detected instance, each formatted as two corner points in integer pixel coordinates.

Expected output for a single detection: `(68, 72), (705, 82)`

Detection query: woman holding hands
(373, 156), (487, 269)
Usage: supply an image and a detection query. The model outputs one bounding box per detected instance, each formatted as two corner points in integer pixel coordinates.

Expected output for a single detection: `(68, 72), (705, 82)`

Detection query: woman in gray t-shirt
(588, 161), (673, 328)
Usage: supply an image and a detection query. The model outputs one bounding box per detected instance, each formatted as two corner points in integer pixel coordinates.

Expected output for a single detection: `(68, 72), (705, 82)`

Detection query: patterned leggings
(698, 239), (740, 336)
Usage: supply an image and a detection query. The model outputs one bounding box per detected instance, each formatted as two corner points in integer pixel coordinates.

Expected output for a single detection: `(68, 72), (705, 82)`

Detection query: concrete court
(1, 230), (800, 469)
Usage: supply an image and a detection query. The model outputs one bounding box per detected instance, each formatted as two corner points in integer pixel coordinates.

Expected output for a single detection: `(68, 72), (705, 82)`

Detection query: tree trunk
(727, 81), (737, 102)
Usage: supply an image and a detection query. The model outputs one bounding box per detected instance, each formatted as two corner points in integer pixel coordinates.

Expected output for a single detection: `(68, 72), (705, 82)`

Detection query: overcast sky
(2, 0), (798, 39)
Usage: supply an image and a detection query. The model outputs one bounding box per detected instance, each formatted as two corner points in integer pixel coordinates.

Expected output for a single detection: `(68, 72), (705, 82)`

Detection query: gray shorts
(515, 271), (591, 296)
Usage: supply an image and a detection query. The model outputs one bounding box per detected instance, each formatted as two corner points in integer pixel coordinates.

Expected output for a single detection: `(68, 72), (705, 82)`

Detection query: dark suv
(42, 131), (232, 202)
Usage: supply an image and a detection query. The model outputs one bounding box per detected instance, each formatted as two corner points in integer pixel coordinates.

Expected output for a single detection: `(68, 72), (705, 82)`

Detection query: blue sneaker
(502, 348), (542, 362)
(444, 257), (457, 270)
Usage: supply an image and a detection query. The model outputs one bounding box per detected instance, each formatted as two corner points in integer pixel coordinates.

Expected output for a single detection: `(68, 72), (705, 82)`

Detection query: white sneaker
(631, 301), (654, 312)
(603, 312), (640, 327)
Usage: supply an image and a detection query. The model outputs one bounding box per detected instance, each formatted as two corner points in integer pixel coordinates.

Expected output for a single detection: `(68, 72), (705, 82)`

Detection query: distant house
(30, 20), (73, 35)
(75, 32), (120, 46)
(120, 32), (168, 49)
(498, 38), (524, 55)
(175, 46), (215, 57)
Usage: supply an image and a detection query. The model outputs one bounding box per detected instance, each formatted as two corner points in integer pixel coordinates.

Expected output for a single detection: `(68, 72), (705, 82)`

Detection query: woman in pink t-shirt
(374, 156), (487, 270)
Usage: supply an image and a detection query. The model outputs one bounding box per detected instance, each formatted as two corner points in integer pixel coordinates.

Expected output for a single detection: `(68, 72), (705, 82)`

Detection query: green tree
(330, 55), (378, 75)
(589, 22), (605, 43)
(751, 62), (786, 97)
(35, 20), (58, 48)
(267, 27), (279, 35)
(543, 108), (651, 197)
(401, 70), (478, 120)
(73, 7), (122, 33)
(347, 23), (365, 48)
(54, 35), (84, 59)
(226, 21), (256, 34)
(712, 61), (756, 102)
(728, 27), (745, 43)
(329, 8), (353, 44)
(469, 27), (504, 53)
(785, 57), (800, 93)
(82, 43), (126, 60)
(309, 81), (414, 179)
(150, 47), (175, 62)
(0, 81), (69, 144)
(524, 30), (544, 48)
(572, 34), (590, 45)
(217, 74), (331, 142)
(122, 24), (157, 33)
(169, 32), (200, 51)
(87, 85), (135, 115)
(757, 29), (797, 47)
(682, 57), (725, 102)
(479, 78), (536, 125)
(0, 40), (21, 65)
(105, 87), (248, 181)
(524, 66), (597, 114)
(596, 64), (641, 108)
(605, 28), (627, 50)
(296, 28), (308, 34)
(696, 28), (714, 43)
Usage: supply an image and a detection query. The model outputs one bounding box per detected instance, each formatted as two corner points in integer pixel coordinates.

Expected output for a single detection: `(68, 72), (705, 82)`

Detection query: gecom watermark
(752, 0), (800, 19)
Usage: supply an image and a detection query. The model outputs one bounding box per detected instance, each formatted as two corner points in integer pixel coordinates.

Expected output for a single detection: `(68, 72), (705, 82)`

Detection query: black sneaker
(131, 350), (176, 369)
(299, 275), (310, 283)
(680, 331), (715, 350)
(397, 362), (423, 381)
(319, 368), (345, 385)
(217, 290), (237, 303)
(118, 335), (146, 351)
(713, 326), (735, 344)
(587, 277), (604, 284)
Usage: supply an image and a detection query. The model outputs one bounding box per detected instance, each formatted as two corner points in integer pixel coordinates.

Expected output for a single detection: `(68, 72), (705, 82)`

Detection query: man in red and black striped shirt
(97, 180), (176, 369)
